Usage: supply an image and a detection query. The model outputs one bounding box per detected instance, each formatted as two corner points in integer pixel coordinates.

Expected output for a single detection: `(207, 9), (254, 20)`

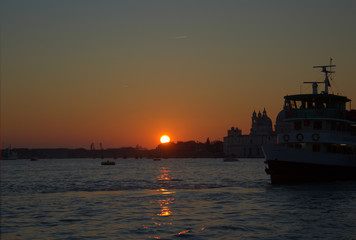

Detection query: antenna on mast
(313, 59), (335, 94)
(329, 57), (334, 81)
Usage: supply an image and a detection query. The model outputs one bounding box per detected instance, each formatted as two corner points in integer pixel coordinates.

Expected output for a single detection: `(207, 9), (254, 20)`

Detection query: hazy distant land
(2, 140), (224, 159)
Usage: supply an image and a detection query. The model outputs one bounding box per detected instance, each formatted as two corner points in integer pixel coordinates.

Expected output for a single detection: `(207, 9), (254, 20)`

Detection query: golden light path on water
(147, 165), (211, 238)
(145, 166), (198, 238)
(153, 167), (175, 227)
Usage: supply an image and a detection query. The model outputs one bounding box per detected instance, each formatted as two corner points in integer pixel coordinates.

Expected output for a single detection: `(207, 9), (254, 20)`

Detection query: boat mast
(313, 59), (335, 94)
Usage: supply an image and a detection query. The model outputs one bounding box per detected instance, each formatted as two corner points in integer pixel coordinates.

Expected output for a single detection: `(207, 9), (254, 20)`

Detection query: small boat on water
(263, 60), (356, 184)
(101, 160), (115, 165)
(30, 157), (38, 161)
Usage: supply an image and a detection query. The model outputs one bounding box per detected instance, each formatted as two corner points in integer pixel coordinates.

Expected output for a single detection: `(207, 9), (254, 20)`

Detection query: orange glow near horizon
(160, 135), (170, 144)
(2, 1), (356, 150)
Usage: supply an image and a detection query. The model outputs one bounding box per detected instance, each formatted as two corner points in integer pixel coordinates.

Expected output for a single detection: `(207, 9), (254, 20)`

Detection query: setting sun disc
(160, 135), (170, 143)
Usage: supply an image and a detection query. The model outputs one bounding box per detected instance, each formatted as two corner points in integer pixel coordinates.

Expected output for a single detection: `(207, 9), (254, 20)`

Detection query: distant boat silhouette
(101, 160), (115, 165)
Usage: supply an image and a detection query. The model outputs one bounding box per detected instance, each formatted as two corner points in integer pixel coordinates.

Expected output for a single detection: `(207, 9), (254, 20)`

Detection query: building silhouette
(223, 109), (276, 158)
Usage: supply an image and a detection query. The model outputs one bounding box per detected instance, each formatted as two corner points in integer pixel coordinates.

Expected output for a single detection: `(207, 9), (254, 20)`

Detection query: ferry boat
(263, 61), (356, 184)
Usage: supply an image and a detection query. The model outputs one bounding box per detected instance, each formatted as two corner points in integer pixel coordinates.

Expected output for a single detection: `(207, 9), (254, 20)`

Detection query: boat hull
(263, 145), (356, 184)
(265, 159), (356, 184)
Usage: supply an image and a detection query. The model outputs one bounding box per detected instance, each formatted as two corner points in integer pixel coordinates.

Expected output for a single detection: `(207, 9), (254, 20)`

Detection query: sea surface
(1, 158), (356, 239)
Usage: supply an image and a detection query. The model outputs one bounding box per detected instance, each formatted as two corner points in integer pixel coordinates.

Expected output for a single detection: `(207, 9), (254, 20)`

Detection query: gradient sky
(1, 0), (356, 149)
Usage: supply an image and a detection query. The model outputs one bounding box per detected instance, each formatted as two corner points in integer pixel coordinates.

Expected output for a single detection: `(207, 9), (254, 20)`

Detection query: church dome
(251, 108), (273, 135)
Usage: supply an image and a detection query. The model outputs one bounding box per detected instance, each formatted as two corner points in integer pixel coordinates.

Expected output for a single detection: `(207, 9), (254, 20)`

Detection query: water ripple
(2, 158), (356, 239)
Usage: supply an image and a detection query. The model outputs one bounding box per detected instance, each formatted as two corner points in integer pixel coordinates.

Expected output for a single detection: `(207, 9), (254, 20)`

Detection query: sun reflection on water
(157, 198), (174, 216)
(156, 167), (171, 182)
(156, 188), (176, 195)
(148, 166), (177, 238)
(155, 167), (175, 218)
(148, 165), (205, 239)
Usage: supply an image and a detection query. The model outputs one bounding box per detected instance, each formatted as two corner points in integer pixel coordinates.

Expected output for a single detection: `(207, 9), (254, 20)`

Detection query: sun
(160, 135), (170, 144)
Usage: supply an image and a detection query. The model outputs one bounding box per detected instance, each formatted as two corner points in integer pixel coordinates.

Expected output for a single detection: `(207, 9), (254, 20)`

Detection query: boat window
(327, 144), (353, 155)
(316, 101), (323, 108)
(307, 101), (314, 109)
(295, 144), (302, 149)
(345, 146), (353, 155)
(300, 101), (306, 109)
(313, 121), (322, 130)
(295, 100), (303, 109)
(288, 100), (297, 110)
(284, 100), (290, 108)
(294, 121), (302, 130)
(312, 144), (320, 152)
(304, 120), (310, 127)
(327, 144), (335, 153)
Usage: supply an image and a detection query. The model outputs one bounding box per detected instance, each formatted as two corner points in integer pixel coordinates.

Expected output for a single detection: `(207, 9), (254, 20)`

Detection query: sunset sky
(1, 0), (356, 149)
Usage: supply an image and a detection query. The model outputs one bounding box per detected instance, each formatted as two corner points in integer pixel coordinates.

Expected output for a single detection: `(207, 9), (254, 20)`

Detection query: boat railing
(287, 108), (344, 119)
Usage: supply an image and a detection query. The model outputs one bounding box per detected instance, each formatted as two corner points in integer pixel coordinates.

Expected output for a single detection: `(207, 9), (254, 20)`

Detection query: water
(1, 158), (356, 239)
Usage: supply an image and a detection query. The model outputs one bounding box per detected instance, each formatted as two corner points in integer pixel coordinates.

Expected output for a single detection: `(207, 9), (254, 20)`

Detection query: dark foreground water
(1, 158), (356, 239)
